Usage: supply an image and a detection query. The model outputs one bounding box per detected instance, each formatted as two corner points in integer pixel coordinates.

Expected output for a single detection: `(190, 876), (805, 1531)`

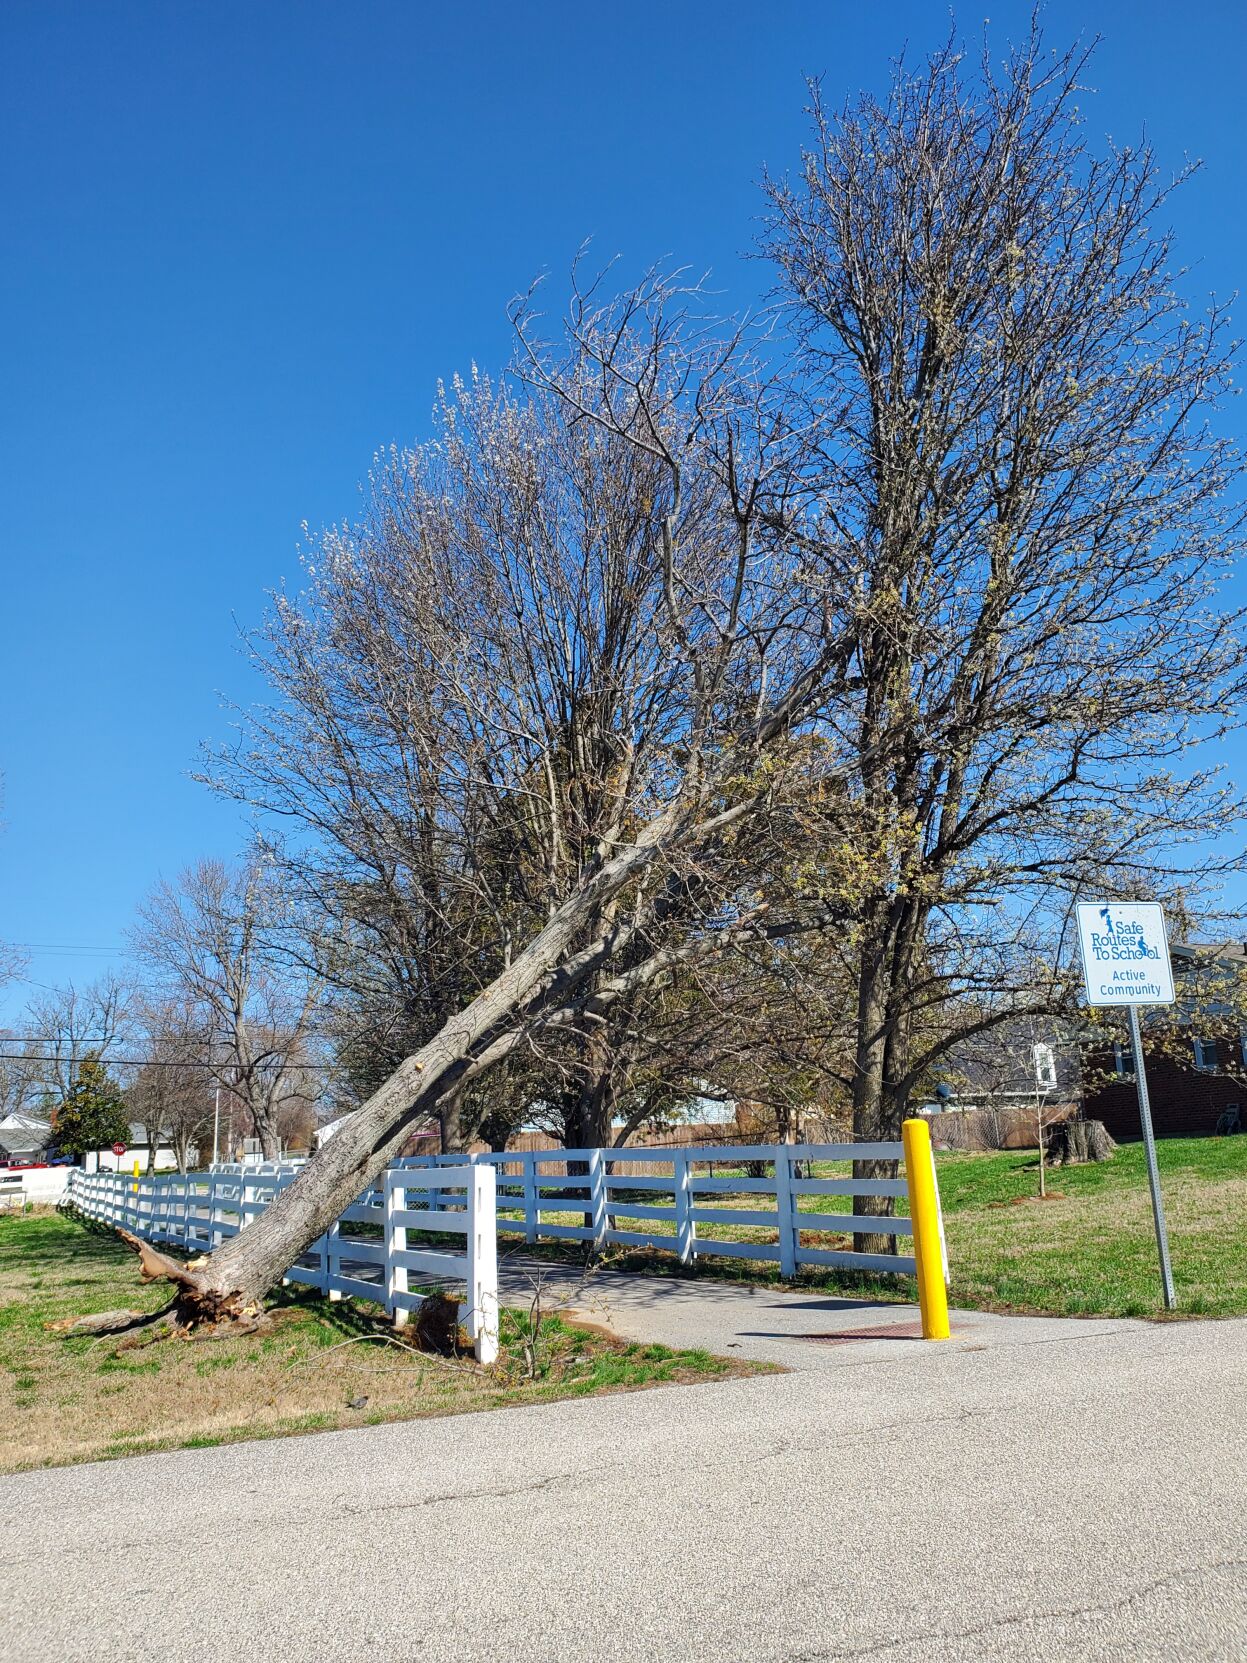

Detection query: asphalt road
(3, 1302), (1245, 1663)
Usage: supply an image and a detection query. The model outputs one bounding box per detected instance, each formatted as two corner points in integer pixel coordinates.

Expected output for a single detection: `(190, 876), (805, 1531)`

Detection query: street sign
(1074, 901), (1175, 1007)
(111, 1142), (127, 1157)
(1075, 899), (1177, 1310)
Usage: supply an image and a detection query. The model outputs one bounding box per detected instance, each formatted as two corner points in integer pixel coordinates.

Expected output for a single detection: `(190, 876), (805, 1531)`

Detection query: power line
(0, 1036), (130, 1045)
(6, 943), (128, 954)
(0, 1054), (224, 1069)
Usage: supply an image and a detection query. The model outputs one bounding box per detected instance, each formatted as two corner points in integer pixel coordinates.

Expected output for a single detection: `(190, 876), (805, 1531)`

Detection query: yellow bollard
(132, 1157), (140, 1194)
(902, 1117), (950, 1340)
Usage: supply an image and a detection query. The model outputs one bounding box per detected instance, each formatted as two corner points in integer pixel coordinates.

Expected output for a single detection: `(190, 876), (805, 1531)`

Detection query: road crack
(789, 1556), (1247, 1661)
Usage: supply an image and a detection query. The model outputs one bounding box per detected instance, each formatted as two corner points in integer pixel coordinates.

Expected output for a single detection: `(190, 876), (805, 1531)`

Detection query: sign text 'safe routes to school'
(1074, 901), (1175, 1007)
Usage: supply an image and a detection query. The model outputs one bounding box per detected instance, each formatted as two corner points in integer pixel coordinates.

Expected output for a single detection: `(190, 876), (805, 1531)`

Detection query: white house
(85, 1123), (194, 1173)
(0, 1110), (58, 1164)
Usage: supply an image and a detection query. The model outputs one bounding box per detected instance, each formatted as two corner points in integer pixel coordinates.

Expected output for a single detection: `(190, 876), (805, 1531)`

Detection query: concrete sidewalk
(497, 1254), (1139, 1369)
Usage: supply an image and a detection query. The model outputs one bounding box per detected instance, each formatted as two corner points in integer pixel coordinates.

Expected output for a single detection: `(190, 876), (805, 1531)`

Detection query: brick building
(1083, 942), (1247, 1140)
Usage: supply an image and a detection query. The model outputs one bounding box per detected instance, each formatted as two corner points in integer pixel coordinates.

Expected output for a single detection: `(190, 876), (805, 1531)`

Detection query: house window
(1112, 1042), (1133, 1077)
(1193, 1037), (1218, 1071)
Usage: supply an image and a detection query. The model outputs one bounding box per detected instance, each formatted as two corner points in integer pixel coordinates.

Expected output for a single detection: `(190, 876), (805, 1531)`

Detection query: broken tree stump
(1047, 1118), (1117, 1167)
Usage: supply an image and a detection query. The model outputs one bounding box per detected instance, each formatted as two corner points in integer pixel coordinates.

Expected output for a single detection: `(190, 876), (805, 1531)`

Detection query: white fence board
(800, 1248), (919, 1274)
(793, 1213), (914, 1237)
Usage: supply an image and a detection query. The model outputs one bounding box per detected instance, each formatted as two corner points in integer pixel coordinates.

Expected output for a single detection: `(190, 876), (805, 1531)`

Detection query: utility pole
(212, 1084), (221, 1167)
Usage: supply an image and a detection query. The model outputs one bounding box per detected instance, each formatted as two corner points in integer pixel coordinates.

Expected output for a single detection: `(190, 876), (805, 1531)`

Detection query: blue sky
(2, 0), (1246, 1023)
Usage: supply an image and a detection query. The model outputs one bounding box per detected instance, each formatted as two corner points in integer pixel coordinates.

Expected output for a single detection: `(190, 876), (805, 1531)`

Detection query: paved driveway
(2, 1292), (1244, 1662)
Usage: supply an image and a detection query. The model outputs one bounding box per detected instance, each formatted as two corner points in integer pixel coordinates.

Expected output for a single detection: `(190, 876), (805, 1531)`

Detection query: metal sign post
(1075, 901), (1177, 1311)
(1126, 1004), (1177, 1310)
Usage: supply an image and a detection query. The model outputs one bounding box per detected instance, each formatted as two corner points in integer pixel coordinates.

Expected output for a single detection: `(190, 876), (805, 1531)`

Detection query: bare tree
(127, 267), (869, 1321)
(127, 996), (216, 1172)
(0, 1037), (48, 1118)
(123, 26), (1247, 1319)
(22, 973), (133, 1102)
(131, 859), (320, 1160)
(761, 28), (1247, 1241)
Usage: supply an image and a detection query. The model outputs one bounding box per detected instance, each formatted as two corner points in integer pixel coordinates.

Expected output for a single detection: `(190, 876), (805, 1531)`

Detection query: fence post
(326, 1217), (343, 1299)
(774, 1147), (797, 1278)
(426, 1161), (442, 1239)
(210, 1175), (226, 1250)
(523, 1154), (537, 1244)
(466, 1164), (498, 1365)
(674, 1152), (694, 1266)
(385, 1170), (409, 1329)
(931, 1134), (949, 1290)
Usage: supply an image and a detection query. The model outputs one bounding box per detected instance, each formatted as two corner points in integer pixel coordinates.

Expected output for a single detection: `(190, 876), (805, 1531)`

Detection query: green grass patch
(937, 1138), (1247, 1319)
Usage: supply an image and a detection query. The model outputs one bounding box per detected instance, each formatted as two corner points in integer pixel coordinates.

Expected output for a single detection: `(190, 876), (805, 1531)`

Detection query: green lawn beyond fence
(507, 1137), (1247, 1320)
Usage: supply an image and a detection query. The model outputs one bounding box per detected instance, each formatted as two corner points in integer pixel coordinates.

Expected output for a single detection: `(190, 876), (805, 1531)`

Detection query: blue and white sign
(1075, 901), (1175, 1007)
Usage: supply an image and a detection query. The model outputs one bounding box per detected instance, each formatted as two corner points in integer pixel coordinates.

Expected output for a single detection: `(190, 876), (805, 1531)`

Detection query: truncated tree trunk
(1047, 1118), (1117, 1168)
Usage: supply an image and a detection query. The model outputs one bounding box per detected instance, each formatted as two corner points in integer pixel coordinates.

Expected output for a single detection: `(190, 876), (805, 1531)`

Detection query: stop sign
(111, 1142), (126, 1157)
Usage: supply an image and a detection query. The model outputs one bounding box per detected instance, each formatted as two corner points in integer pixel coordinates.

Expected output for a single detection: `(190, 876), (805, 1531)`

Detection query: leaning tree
(144, 269), (865, 1321)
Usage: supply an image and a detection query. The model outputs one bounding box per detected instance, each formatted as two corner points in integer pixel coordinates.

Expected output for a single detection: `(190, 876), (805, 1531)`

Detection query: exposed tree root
(113, 1311), (186, 1349)
(117, 1229), (208, 1293)
(48, 1227), (236, 1344)
(46, 1308), (148, 1336)
(75, 1227), (469, 1356)
(114, 1228), (254, 1328)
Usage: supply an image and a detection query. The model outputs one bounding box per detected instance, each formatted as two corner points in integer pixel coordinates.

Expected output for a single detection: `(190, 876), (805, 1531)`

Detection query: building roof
(0, 1111), (54, 1157)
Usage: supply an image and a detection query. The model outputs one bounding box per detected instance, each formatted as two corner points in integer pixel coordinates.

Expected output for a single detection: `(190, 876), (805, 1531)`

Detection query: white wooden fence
(405, 1140), (932, 1279)
(64, 1138), (937, 1362)
(64, 1162), (500, 1363)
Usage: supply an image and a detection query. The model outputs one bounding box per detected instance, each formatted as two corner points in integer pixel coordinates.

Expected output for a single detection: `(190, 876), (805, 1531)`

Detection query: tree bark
(436, 1085), (465, 1155)
(850, 900), (900, 1255)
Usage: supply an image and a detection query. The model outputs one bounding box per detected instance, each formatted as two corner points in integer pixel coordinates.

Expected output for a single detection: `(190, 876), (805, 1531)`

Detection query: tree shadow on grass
(2, 1211), (136, 1272)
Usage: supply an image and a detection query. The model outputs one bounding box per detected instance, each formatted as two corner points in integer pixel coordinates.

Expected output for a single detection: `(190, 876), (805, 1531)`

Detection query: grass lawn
(508, 1135), (1247, 1322)
(0, 1209), (759, 1474)
(938, 1136), (1247, 1319)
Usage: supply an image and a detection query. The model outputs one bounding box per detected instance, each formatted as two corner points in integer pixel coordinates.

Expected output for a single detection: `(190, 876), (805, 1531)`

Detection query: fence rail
(399, 1140), (932, 1280)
